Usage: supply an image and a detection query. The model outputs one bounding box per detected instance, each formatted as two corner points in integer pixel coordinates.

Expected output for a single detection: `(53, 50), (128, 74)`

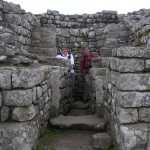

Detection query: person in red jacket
(80, 48), (95, 74)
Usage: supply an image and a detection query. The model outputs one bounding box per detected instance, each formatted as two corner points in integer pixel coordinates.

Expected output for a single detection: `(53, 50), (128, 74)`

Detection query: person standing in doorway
(56, 48), (75, 99)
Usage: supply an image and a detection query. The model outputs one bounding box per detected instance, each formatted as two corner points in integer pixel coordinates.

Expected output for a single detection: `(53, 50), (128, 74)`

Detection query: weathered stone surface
(145, 59), (150, 70)
(31, 26), (57, 56)
(110, 58), (144, 72)
(0, 121), (39, 150)
(36, 56), (69, 67)
(139, 108), (150, 122)
(110, 71), (120, 86)
(119, 92), (150, 107)
(49, 67), (64, 111)
(11, 55), (33, 65)
(0, 69), (12, 89)
(12, 105), (38, 122)
(118, 108), (138, 124)
(4, 89), (33, 106)
(50, 115), (106, 131)
(95, 78), (104, 105)
(120, 124), (148, 150)
(113, 46), (150, 58)
(12, 66), (48, 88)
(118, 73), (150, 91)
(92, 133), (112, 150)
(0, 106), (9, 122)
(36, 86), (43, 99)
(3, 1), (25, 13)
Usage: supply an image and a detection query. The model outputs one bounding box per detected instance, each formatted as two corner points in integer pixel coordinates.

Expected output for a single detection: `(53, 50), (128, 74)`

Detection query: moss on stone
(36, 128), (65, 150)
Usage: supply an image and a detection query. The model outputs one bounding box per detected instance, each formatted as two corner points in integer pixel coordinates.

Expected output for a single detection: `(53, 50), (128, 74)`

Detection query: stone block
(12, 66), (48, 88)
(113, 46), (150, 58)
(120, 124), (148, 150)
(95, 78), (104, 105)
(0, 121), (39, 150)
(145, 59), (150, 70)
(11, 55), (33, 65)
(139, 108), (150, 122)
(110, 71), (120, 86)
(92, 133), (112, 150)
(5, 14), (22, 25)
(119, 91), (150, 107)
(37, 56), (69, 67)
(0, 106), (9, 122)
(118, 108), (138, 124)
(0, 69), (12, 89)
(31, 26), (56, 48)
(4, 89), (33, 106)
(110, 58), (144, 72)
(118, 73), (150, 91)
(36, 86), (43, 99)
(12, 105), (38, 122)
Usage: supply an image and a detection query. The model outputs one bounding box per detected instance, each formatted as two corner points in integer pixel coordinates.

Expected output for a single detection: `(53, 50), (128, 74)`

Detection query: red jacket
(80, 50), (95, 74)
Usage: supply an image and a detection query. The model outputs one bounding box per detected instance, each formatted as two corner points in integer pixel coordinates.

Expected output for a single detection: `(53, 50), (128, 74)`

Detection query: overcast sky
(6, 0), (150, 14)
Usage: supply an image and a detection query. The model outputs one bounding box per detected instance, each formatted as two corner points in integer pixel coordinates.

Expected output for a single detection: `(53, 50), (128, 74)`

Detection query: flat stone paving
(37, 130), (94, 150)
(50, 115), (105, 131)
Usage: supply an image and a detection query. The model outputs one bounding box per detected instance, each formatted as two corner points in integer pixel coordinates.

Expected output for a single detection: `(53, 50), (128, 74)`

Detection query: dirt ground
(36, 129), (95, 150)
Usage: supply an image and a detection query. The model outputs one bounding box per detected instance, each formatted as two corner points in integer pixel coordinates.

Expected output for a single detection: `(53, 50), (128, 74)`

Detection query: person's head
(63, 48), (69, 56)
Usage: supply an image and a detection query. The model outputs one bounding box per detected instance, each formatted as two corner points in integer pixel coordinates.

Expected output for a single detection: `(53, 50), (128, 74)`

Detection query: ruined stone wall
(121, 9), (150, 47)
(0, 1), (72, 149)
(109, 46), (150, 150)
(38, 10), (129, 55)
(0, 0), (39, 66)
(0, 64), (71, 150)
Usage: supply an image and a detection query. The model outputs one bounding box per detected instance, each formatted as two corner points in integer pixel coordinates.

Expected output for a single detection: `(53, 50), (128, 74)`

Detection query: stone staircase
(49, 99), (112, 150)
(50, 115), (106, 131)
(68, 101), (91, 116)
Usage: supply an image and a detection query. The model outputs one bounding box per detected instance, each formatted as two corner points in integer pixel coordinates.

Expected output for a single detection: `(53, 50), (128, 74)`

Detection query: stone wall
(109, 46), (150, 150)
(0, 0), (39, 65)
(122, 9), (150, 47)
(0, 64), (71, 150)
(0, 1), (72, 149)
(38, 10), (130, 73)
(38, 10), (130, 53)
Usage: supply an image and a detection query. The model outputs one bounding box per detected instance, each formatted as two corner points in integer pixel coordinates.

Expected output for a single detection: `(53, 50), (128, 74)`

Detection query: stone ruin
(0, 0), (150, 149)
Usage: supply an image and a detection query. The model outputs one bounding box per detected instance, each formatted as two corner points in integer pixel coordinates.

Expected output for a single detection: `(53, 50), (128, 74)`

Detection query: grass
(36, 128), (65, 150)
(36, 128), (81, 150)
(36, 128), (117, 150)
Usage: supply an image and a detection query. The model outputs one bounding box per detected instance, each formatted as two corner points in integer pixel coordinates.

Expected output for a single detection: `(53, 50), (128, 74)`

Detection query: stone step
(68, 109), (92, 116)
(91, 133), (112, 150)
(71, 101), (89, 109)
(50, 115), (106, 131)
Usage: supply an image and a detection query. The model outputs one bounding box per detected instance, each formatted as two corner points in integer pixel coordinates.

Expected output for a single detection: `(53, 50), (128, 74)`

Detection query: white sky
(5, 0), (150, 14)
